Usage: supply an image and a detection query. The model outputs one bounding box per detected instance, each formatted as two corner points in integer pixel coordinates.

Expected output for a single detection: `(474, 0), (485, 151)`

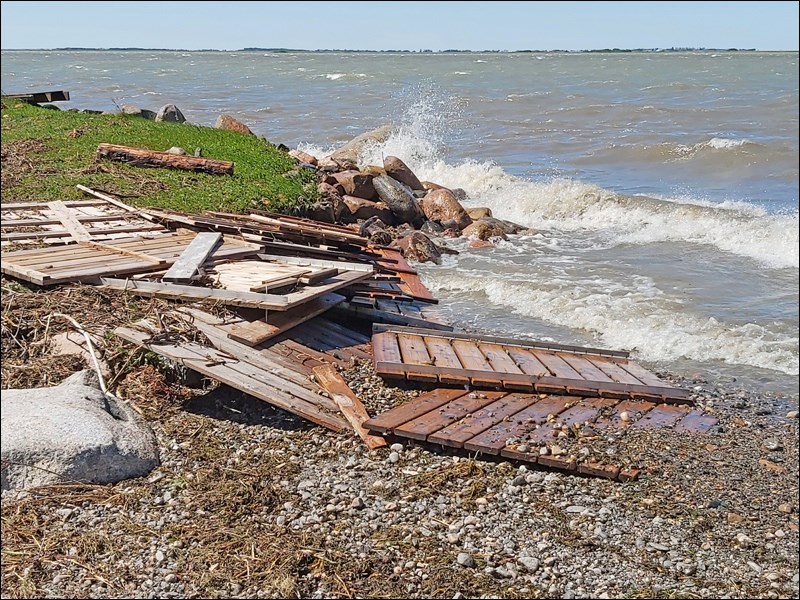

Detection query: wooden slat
(505, 347), (550, 377)
(223, 293), (345, 346)
(80, 240), (165, 264)
(394, 391), (506, 441)
(372, 331), (405, 377)
(293, 320), (371, 358)
(422, 336), (469, 385)
(313, 365), (387, 449)
(162, 232), (222, 282)
(1, 200), (106, 211)
(590, 358), (647, 385)
(480, 342), (524, 374)
(464, 395), (573, 454)
(558, 354), (615, 382)
(2, 214), (137, 228)
(534, 351), (584, 379)
(46, 201), (91, 242)
(592, 400), (656, 429)
(522, 396), (609, 444)
(76, 184), (141, 214)
(450, 340), (491, 370)
(427, 393), (535, 448)
(397, 333), (438, 383)
(673, 410), (719, 433)
(363, 389), (469, 434)
(256, 253), (374, 273)
(631, 403), (692, 429)
(616, 360), (670, 387)
(115, 326), (347, 432)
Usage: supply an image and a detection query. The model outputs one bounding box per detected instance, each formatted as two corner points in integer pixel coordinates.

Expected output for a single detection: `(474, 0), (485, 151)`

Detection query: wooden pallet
(1, 231), (263, 285)
(364, 390), (717, 480)
(372, 325), (691, 403)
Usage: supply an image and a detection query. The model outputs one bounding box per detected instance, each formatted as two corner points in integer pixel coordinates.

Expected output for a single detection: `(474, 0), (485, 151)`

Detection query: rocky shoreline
(1, 103), (798, 599)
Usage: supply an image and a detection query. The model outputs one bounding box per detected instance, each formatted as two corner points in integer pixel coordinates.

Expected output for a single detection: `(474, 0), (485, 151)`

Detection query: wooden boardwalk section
(364, 389), (716, 481)
(372, 326), (691, 403)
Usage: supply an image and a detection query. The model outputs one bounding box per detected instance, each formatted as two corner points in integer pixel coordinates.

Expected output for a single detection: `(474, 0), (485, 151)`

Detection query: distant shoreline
(0, 47), (777, 53)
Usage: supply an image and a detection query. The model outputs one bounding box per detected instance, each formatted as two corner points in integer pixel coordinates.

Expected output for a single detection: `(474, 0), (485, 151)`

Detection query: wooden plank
(615, 360), (670, 388)
(3, 90), (69, 103)
(1, 224), (163, 242)
(592, 400), (656, 429)
(422, 336), (469, 385)
(272, 338), (348, 369)
(480, 342), (524, 374)
(313, 365), (387, 449)
(115, 327), (347, 431)
(631, 403), (692, 429)
(2, 214), (137, 227)
(558, 354), (616, 382)
(300, 268), (340, 285)
(590, 358), (648, 385)
(292, 320), (371, 360)
(673, 410), (719, 433)
(464, 395), (573, 454)
(363, 389), (469, 434)
(98, 278), (291, 309)
(97, 143), (234, 176)
(46, 201), (91, 242)
(534, 351), (584, 379)
(394, 391), (506, 441)
(76, 184), (141, 214)
(505, 347), (550, 377)
(1, 200), (106, 211)
(371, 324), (630, 358)
(80, 241), (165, 264)
(427, 392), (530, 448)
(372, 331), (404, 376)
(223, 293), (345, 347)
(451, 340), (491, 371)
(162, 232), (222, 282)
(577, 462), (621, 480)
(283, 269), (374, 306)
(522, 396), (610, 444)
(397, 333), (438, 383)
(256, 252), (374, 273)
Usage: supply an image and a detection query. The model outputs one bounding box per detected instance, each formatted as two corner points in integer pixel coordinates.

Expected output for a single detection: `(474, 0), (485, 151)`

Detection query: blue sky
(1, 1), (797, 51)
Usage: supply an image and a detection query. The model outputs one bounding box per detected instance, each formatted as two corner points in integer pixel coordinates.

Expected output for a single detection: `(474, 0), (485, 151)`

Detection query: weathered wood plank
(590, 358), (647, 385)
(162, 232), (222, 282)
(631, 403), (692, 429)
(363, 389), (469, 434)
(427, 393), (529, 448)
(46, 201), (91, 242)
(397, 333), (438, 383)
(592, 400), (656, 429)
(97, 143), (234, 175)
(673, 410), (719, 433)
(395, 391), (507, 441)
(422, 336), (469, 385)
(313, 365), (387, 449)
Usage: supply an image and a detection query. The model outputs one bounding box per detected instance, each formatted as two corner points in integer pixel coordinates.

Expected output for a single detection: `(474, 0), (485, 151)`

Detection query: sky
(1, 1), (798, 52)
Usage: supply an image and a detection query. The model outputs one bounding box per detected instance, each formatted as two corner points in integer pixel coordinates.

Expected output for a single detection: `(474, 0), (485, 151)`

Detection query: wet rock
(288, 149), (318, 166)
(122, 105), (156, 119)
(373, 174), (424, 226)
(342, 196), (394, 224)
(329, 125), (394, 167)
(329, 171), (376, 200)
(421, 181), (445, 191)
(468, 239), (494, 249)
(451, 188), (469, 202)
(395, 231), (442, 264)
(467, 206), (493, 220)
(481, 216), (526, 235)
(384, 156), (424, 191)
(214, 114), (254, 135)
(462, 218), (508, 241)
(420, 220), (444, 236)
(361, 165), (386, 177)
(419, 188), (472, 231)
(155, 104), (186, 123)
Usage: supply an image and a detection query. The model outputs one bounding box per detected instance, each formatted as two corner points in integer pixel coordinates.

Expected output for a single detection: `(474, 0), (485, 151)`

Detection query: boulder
(451, 188), (469, 202)
(289, 149), (318, 166)
(306, 201), (335, 223)
(342, 196), (394, 224)
(215, 114), (254, 135)
(317, 182), (344, 202)
(419, 188), (472, 231)
(329, 171), (376, 200)
(328, 125), (394, 167)
(467, 207), (493, 220)
(462, 218), (508, 241)
(359, 216), (393, 246)
(395, 231), (442, 265)
(420, 220), (444, 236)
(422, 181), (445, 191)
(1, 371), (159, 496)
(384, 156), (424, 191)
(361, 165), (386, 177)
(372, 174), (425, 227)
(122, 105), (156, 120)
(481, 216), (526, 235)
(468, 239), (495, 249)
(155, 104), (186, 123)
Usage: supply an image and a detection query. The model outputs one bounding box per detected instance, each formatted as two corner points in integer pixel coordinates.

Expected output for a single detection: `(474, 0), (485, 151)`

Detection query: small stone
(350, 497), (365, 510)
(786, 410), (798, 419)
(457, 552), (476, 568)
(446, 533), (460, 543)
(647, 542), (670, 552)
(774, 529), (786, 538)
(155, 549), (165, 563)
(763, 438), (783, 451)
(565, 505), (586, 514)
(778, 503), (792, 514)
(511, 475), (527, 487)
(736, 533), (753, 547)
(388, 452), (400, 464)
(385, 502), (397, 511)
(165, 146), (187, 155)
(727, 512), (745, 524)
(390, 443), (404, 453)
(620, 411), (630, 422)
(539, 446), (550, 456)
(748, 561), (762, 573)
(707, 499), (723, 509)
(543, 556), (557, 567)
(518, 557), (540, 573)
(56, 508), (74, 519)
(165, 573), (178, 583)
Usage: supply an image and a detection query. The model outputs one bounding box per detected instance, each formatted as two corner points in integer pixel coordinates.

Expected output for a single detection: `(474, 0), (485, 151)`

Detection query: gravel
(1, 363), (797, 599)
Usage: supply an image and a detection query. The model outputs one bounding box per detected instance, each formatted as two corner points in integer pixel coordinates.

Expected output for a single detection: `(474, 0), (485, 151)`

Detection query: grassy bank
(0, 101), (317, 214)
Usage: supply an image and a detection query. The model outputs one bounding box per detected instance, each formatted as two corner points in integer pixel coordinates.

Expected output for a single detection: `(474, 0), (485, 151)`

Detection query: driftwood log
(96, 143), (234, 175)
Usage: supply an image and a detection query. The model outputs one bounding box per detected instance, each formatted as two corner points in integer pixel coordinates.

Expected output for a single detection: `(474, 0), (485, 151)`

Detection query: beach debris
(97, 143), (234, 175)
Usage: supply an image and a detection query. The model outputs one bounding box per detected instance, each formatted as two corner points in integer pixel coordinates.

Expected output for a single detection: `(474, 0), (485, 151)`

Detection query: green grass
(0, 101), (318, 214)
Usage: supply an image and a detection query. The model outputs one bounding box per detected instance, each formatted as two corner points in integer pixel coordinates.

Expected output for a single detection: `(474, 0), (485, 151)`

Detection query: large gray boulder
(328, 125), (394, 166)
(373, 174), (425, 227)
(1, 371), (159, 496)
(155, 104), (186, 123)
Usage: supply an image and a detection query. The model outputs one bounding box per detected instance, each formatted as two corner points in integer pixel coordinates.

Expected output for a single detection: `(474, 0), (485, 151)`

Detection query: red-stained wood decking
(364, 389), (715, 481)
(372, 326), (691, 404)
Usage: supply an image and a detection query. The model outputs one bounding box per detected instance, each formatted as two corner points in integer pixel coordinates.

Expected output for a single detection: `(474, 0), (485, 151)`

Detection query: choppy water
(3, 50), (798, 394)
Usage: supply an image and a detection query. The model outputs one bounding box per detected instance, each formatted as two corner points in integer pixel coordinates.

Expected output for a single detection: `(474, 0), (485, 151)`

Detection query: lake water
(2, 50), (798, 394)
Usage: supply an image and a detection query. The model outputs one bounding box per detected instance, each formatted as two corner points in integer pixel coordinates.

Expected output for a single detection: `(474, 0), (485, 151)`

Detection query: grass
(0, 101), (318, 214)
